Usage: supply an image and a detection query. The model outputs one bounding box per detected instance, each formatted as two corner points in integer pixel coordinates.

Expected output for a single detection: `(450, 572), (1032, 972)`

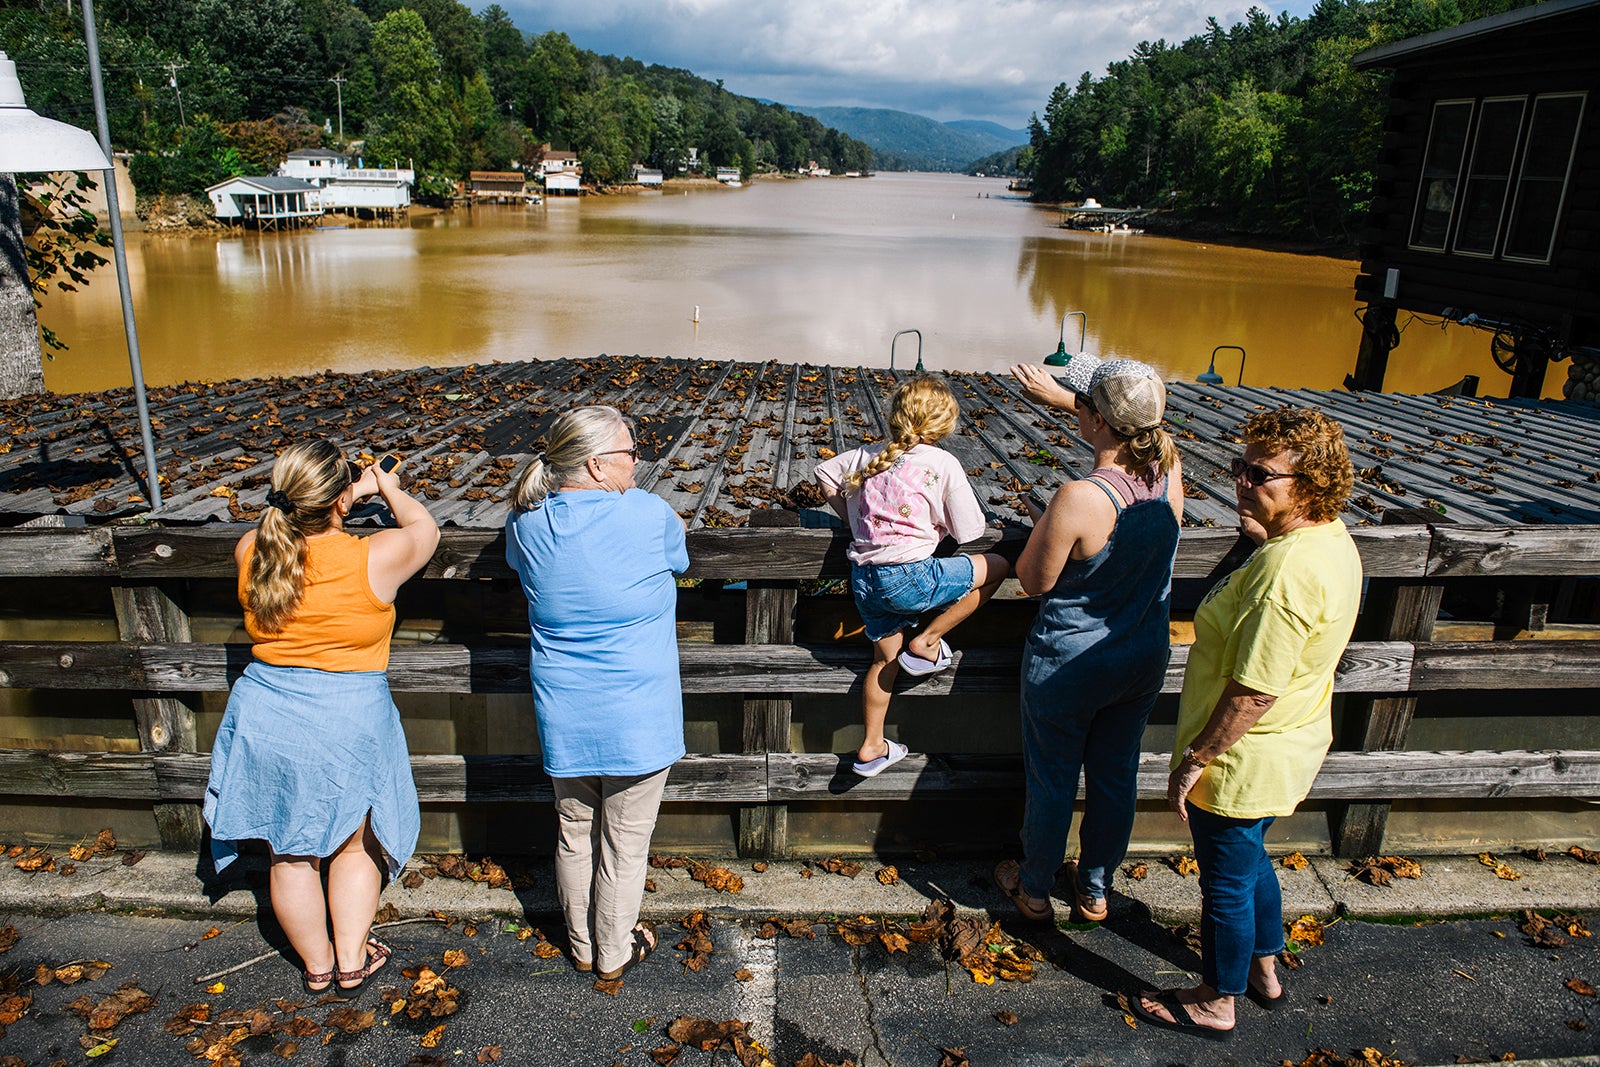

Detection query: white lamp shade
(0, 50), (111, 173)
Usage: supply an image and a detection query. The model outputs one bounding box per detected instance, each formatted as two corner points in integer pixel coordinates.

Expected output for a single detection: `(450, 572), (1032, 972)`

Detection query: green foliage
(1022, 0), (1545, 241)
(20, 173), (113, 353)
(4, 0), (868, 194)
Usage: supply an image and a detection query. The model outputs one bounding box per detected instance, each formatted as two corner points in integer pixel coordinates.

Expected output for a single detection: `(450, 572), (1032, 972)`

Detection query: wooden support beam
(109, 582), (204, 851)
(1347, 300), (1398, 392)
(738, 568), (797, 858)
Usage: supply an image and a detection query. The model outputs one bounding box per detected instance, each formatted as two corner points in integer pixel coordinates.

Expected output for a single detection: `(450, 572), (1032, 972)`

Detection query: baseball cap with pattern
(1090, 358), (1166, 437)
(1059, 351), (1102, 396)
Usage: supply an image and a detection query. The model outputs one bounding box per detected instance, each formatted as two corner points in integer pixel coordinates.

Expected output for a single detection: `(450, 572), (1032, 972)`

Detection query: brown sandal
(993, 859), (1054, 922)
(302, 966), (334, 994)
(1064, 860), (1108, 922)
(595, 923), (657, 982)
(334, 937), (392, 991)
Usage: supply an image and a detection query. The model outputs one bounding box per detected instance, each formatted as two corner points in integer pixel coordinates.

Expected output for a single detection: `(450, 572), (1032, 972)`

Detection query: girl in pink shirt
(816, 376), (1010, 776)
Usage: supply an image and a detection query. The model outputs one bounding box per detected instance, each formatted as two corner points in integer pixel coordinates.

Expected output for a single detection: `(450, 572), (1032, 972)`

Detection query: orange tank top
(240, 532), (396, 672)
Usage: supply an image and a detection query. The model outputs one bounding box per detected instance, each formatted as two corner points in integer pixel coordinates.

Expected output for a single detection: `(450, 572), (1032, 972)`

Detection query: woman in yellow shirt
(1134, 407), (1361, 1040)
(205, 440), (438, 994)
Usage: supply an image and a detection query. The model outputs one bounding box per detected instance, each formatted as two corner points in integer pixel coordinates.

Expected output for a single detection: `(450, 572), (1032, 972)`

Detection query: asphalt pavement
(0, 850), (1595, 1066)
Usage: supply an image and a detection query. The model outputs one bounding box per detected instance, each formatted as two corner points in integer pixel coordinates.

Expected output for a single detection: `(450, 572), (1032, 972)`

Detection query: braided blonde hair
(843, 376), (960, 492)
(248, 439), (351, 634)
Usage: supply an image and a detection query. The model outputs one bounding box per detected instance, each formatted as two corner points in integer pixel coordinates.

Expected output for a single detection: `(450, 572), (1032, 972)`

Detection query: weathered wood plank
(0, 528), (116, 577)
(0, 640), (1418, 695)
(768, 750), (1600, 800)
(0, 750), (160, 798)
(1410, 640), (1600, 689)
(147, 752), (766, 803)
(1428, 526), (1600, 577)
(740, 581), (797, 858)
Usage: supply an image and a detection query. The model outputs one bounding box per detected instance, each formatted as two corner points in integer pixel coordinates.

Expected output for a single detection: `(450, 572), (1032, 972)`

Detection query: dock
(3, 356), (1599, 530)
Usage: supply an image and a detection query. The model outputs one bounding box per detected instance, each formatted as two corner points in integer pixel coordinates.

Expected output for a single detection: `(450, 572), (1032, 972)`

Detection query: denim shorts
(850, 555), (977, 641)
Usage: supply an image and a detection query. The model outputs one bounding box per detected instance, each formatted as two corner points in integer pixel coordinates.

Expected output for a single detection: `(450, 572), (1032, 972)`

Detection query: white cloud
(496, 0), (1320, 126)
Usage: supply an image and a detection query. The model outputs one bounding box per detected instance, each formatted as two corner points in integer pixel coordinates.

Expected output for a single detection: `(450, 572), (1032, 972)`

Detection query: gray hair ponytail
(510, 405), (631, 511)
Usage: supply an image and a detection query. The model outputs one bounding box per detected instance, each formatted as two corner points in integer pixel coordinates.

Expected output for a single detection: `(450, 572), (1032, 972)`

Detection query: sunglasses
(1230, 458), (1305, 488)
(344, 460), (363, 485)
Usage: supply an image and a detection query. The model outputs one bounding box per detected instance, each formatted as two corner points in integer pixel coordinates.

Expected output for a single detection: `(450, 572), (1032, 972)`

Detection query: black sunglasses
(1230, 458), (1304, 488)
(345, 460), (363, 485)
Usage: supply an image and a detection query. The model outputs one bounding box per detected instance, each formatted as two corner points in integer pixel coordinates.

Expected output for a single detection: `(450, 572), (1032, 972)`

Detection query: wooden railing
(2, 518), (1599, 858)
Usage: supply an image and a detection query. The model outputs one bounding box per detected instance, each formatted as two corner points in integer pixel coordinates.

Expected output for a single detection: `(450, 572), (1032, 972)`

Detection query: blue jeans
(1018, 688), (1156, 903)
(1187, 803), (1284, 996)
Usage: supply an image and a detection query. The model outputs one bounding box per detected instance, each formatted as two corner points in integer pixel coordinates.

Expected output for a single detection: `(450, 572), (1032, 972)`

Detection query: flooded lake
(38, 171), (1499, 396)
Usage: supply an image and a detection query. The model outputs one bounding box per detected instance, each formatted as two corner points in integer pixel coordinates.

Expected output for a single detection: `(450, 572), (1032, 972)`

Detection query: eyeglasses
(596, 447), (639, 461)
(1230, 458), (1305, 487)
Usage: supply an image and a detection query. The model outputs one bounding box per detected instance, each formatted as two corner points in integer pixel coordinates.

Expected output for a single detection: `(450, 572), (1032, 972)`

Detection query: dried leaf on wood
(1167, 855), (1199, 877)
(1280, 851), (1310, 870)
(875, 866), (899, 886)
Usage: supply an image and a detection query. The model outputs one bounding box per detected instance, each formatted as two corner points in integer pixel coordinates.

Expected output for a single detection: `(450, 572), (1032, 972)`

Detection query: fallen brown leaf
(1121, 861), (1148, 880)
(1288, 915), (1326, 948)
(593, 977), (623, 995)
(272, 1039), (298, 1058)
(875, 866), (900, 886)
(820, 856), (862, 879)
(1566, 977), (1595, 996)
(735, 967), (754, 981)
(939, 1045), (970, 1067)
(689, 862), (744, 894)
(651, 1044), (682, 1065)
(1568, 845), (1600, 864)
(476, 1046), (503, 1063)
(442, 949), (468, 968)
(0, 927), (15, 953)
(751, 862), (768, 873)
(993, 1009), (1020, 1026)
(879, 932), (911, 955)
(0, 994), (31, 1027)
(1167, 855), (1199, 877)
(324, 1006), (377, 1033)
(420, 1024), (445, 1048)
(1280, 851), (1309, 870)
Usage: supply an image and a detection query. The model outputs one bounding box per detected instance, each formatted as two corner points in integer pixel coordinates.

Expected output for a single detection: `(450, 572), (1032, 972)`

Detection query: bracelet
(1180, 745), (1210, 770)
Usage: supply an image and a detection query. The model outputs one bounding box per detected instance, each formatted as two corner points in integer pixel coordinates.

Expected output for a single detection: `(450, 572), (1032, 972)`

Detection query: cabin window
(1452, 97), (1525, 257)
(1409, 100), (1474, 251)
(1503, 93), (1586, 264)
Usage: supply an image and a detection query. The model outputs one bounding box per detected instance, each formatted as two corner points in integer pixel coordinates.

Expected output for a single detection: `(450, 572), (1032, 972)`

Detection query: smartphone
(378, 454), (402, 473)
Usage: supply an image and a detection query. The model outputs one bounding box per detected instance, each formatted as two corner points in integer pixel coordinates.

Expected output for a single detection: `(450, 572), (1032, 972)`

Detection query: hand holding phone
(378, 454), (402, 473)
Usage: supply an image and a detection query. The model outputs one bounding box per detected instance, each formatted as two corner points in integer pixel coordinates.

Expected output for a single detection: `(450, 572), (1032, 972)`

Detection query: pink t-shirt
(814, 443), (987, 566)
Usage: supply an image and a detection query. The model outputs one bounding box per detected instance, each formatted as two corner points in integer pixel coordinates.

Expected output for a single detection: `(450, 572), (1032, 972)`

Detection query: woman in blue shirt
(505, 405), (688, 984)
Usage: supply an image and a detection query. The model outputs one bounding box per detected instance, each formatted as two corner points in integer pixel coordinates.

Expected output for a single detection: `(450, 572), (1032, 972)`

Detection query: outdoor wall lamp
(0, 0), (162, 510)
(1197, 345), (1246, 387)
(890, 328), (924, 371)
(1044, 311), (1087, 366)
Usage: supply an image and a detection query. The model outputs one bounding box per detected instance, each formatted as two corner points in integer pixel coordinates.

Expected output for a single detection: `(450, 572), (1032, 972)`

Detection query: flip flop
(1063, 860), (1108, 922)
(852, 739), (909, 778)
(596, 922), (657, 982)
(1130, 988), (1234, 1041)
(897, 639), (952, 676)
(992, 859), (1053, 922)
(1246, 982), (1286, 1011)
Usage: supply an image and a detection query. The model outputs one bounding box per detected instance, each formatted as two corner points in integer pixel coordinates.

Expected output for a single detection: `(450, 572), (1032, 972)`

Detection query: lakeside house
(203, 175), (320, 229)
(631, 165), (664, 187)
(715, 166), (742, 185)
(1348, 0), (1600, 399)
(275, 148), (413, 218)
(466, 171), (534, 203)
(537, 147), (583, 195)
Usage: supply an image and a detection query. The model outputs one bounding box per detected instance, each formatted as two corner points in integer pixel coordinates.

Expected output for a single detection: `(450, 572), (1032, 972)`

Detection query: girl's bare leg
(269, 852), (333, 985)
(857, 630), (905, 764)
(327, 818), (385, 979)
(907, 553), (1010, 660)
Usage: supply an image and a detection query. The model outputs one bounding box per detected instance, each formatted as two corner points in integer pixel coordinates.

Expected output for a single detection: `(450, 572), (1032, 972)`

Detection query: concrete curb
(0, 850), (1594, 925)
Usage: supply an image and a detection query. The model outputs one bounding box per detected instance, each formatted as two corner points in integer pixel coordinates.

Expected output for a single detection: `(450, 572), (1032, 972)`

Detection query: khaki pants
(552, 767), (669, 974)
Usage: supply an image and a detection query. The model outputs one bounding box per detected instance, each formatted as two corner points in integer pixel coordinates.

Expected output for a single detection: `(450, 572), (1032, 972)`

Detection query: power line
(163, 60), (185, 128)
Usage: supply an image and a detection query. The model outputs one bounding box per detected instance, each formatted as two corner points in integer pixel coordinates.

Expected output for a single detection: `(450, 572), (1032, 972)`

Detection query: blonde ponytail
(511, 405), (630, 512)
(843, 376), (958, 492)
(247, 439), (351, 633)
(1124, 425), (1179, 478)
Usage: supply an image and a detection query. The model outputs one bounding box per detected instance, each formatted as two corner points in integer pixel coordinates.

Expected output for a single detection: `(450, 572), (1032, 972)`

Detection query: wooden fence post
(111, 582), (204, 850)
(738, 578), (797, 858)
(1330, 509), (1449, 858)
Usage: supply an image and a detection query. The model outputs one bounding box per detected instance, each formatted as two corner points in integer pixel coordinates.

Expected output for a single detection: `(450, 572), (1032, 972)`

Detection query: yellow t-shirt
(1172, 519), (1363, 818)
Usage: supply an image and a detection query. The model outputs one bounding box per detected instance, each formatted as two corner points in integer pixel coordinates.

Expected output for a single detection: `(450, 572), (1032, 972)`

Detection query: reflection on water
(40, 172), (1507, 397)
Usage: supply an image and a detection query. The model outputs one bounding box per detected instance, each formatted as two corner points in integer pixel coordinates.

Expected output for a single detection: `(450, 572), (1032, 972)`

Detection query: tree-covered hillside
(1023, 0), (1537, 242)
(792, 106), (1024, 172)
(0, 0), (873, 196)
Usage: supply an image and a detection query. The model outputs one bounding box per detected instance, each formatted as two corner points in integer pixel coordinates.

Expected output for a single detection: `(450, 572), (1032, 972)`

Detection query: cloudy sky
(496, 0), (1321, 130)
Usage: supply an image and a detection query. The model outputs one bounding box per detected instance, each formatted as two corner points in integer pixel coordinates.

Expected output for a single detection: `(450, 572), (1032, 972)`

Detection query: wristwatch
(1180, 745), (1210, 770)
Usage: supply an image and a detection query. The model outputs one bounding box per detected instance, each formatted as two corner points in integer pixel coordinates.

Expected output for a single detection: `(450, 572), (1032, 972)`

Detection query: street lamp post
(0, 0), (163, 510)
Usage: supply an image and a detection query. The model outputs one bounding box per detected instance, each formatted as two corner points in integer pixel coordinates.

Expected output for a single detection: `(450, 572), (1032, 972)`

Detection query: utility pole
(328, 72), (345, 145)
(163, 61), (186, 129)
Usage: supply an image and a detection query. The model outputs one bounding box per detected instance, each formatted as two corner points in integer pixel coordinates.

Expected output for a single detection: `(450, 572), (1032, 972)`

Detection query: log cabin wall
(1353, 0), (1600, 393)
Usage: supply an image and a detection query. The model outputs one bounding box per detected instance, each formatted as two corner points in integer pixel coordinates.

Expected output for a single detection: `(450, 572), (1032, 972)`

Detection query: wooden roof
(3, 356), (1600, 530)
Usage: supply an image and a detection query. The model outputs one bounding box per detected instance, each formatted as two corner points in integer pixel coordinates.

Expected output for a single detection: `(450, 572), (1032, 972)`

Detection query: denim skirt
(850, 555), (977, 640)
(204, 661), (420, 878)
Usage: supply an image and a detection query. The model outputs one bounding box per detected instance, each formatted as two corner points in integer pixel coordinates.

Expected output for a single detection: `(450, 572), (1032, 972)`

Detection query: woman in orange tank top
(204, 439), (439, 994)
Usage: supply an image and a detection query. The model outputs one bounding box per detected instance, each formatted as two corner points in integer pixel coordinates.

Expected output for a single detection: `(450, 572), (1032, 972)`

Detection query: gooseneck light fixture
(1197, 345), (1247, 388)
(1045, 310), (1087, 367)
(0, 1), (162, 510)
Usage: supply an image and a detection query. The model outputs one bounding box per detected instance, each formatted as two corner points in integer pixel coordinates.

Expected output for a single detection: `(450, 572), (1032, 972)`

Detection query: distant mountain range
(787, 106), (1028, 172)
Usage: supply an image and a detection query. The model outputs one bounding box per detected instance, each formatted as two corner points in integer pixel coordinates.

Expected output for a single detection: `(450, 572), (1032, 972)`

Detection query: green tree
(362, 8), (459, 175)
